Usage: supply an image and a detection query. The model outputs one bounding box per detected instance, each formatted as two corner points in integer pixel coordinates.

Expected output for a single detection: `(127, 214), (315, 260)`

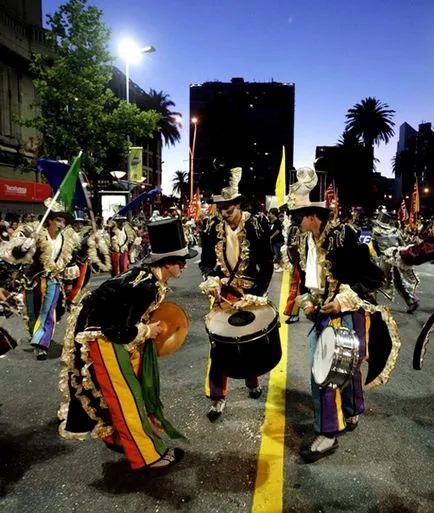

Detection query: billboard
(100, 192), (128, 221)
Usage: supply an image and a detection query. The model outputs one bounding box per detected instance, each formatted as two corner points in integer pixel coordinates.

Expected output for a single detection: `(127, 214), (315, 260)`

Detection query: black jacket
(199, 214), (274, 297)
(75, 267), (163, 344)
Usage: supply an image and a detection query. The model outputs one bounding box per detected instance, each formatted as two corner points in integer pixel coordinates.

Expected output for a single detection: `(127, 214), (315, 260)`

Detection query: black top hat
(143, 218), (197, 264)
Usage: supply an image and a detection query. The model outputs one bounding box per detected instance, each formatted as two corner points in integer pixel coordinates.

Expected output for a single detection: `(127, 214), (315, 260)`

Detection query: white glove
(199, 276), (221, 297)
(21, 238), (36, 252)
(232, 294), (268, 309)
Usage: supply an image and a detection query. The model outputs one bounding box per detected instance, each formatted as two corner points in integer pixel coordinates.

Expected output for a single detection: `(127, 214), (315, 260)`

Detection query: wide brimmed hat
(143, 218), (197, 264)
(44, 198), (74, 225)
(287, 166), (330, 213)
(212, 167), (243, 204)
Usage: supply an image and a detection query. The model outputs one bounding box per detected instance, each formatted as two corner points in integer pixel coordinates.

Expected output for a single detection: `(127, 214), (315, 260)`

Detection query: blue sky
(43, 0), (434, 194)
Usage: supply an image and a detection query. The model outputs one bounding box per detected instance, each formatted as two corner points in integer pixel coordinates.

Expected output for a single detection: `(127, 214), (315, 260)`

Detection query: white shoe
(207, 398), (226, 422)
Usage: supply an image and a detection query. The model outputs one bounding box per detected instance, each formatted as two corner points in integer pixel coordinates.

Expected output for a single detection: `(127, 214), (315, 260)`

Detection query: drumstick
(218, 296), (238, 309)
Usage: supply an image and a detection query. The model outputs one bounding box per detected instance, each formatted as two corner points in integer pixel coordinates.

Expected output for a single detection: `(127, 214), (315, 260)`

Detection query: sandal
(148, 448), (184, 469)
(345, 415), (359, 432)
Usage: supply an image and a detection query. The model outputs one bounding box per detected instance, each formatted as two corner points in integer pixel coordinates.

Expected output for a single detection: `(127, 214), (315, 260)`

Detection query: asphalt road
(0, 255), (433, 513)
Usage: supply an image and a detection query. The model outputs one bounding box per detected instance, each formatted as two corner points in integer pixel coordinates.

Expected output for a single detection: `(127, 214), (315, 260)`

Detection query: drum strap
(224, 252), (243, 289)
(308, 281), (341, 336)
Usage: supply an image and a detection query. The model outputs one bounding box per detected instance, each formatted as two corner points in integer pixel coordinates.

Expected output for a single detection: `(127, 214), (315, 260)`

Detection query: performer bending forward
(199, 166), (274, 421)
(59, 219), (197, 470)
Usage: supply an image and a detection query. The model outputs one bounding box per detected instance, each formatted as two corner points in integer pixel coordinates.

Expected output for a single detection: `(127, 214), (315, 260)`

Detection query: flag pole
(78, 172), (97, 233)
(35, 189), (62, 236)
(35, 150), (83, 236)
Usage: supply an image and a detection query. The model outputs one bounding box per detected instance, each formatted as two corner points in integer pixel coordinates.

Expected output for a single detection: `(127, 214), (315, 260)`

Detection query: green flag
(58, 153), (81, 212)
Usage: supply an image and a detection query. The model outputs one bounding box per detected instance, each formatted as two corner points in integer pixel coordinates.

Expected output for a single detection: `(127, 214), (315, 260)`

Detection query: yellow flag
(275, 146), (286, 208)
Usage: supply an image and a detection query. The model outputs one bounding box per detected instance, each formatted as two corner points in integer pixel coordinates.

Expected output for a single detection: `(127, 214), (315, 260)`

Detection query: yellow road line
(251, 270), (290, 513)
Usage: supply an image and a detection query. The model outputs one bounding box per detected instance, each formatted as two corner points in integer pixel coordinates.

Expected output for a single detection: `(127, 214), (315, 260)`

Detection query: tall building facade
(0, 0), (52, 213)
(189, 77), (295, 200)
(108, 67), (162, 190)
(395, 121), (434, 213)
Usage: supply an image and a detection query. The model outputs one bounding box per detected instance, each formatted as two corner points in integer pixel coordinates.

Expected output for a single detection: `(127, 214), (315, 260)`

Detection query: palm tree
(139, 90), (182, 186)
(172, 170), (189, 210)
(345, 97), (395, 173)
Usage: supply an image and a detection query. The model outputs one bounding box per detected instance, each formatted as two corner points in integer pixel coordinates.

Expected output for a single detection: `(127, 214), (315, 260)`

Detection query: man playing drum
(199, 166), (274, 421)
(59, 219), (197, 471)
(288, 166), (400, 462)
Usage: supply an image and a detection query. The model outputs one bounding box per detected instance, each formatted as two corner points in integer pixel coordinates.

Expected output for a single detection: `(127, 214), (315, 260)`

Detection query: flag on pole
(409, 176), (420, 225)
(275, 146), (286, 208)
(324, 183), (335, 208)
(116, 187), (162, 216)
(37, 157), (86, 209)
(187, 191), (201, 219)
(58, 153), (82, 212)
(397, 198), (409, 224)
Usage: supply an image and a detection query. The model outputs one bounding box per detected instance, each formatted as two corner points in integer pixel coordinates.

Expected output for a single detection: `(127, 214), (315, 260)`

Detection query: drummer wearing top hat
(287, 166), (400, 462)
(199, 165), (274, 421)
(59, 218), (197, 471)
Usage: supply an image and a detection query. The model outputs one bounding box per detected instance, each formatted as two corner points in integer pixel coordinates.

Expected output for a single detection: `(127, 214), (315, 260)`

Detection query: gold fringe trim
(123, 268), (167, 353)
(87, 232), (111, 272)
(58, 305), (114, 441)
(215, 212), (251, 290)
(37, 228), (76, 276)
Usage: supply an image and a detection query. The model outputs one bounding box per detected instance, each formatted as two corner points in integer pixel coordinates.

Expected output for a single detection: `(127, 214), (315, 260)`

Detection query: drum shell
(208, 317), (282, 379)
(313, 326), (360, 389)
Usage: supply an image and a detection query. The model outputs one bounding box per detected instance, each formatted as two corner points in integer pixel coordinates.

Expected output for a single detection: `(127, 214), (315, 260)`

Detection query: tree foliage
(22, 0), (159, 176)
(344, 97), (395, 173)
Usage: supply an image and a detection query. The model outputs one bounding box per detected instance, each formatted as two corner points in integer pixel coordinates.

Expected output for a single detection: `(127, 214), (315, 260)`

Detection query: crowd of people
(0, 164), (433, 472)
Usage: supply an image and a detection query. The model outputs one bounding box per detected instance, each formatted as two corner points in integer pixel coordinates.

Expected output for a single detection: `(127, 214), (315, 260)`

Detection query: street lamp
(110, 170), (127, 180)
(118, 39), (156, 203)
(190, 117), (199, 202)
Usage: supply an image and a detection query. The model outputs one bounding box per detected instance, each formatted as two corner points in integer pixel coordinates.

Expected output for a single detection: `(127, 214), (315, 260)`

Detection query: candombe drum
(149, 302), (188, 357)
(205, 302), (281, 378)
(312, 326), (360, 389)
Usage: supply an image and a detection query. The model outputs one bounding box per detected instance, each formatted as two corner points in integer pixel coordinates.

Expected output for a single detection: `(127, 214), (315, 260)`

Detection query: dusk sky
(43, 0), (434, 195)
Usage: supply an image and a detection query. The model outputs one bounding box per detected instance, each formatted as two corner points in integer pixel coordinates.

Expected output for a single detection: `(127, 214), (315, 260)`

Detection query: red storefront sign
(0, 178), (52, 203)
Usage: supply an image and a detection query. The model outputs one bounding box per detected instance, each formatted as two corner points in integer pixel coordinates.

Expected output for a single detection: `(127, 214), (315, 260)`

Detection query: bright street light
(118, 39), (155, 205)
(118, 39), (155, 65)
(110, 170), (127, 180)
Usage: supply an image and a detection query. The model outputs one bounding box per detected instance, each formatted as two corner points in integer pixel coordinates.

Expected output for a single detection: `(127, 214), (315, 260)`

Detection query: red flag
(187, 191), (201, 219)
(398, 198), (409, 223)
(325, 183), (335, 208)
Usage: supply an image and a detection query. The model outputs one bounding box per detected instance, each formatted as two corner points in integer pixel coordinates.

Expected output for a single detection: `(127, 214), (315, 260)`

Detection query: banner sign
(0, 178), (52, 203)
(129, 147), (143, 182)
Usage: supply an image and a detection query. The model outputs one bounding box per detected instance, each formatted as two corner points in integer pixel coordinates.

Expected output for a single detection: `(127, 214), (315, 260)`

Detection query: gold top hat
(212, 167), (242, 203)
(287, 167), (328, 211)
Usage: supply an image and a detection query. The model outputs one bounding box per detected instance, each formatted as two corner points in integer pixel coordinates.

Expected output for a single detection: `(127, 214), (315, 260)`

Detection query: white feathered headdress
(212, 167), (242, 203)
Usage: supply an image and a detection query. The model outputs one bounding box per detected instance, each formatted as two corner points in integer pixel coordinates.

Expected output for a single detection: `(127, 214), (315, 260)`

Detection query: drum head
(206, 304), (276, 341)
(313, 326), (335, 385)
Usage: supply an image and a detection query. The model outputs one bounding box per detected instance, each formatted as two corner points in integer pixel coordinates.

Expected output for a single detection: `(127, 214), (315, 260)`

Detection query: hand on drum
(303, 304), (317, 321)
(320, 298), (341, 315)
(148, 321), (163, 339)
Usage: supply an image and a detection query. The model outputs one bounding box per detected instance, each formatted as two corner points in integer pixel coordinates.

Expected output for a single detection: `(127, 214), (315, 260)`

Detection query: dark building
(314, 144), (375, 211)
(0, 0), (52, 214)
(395, 121), (434, 214)
(189, 77), (295, 200)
